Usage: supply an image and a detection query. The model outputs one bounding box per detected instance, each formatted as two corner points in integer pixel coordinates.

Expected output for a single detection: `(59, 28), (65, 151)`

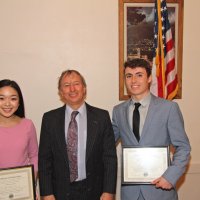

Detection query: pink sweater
(0, 118), (38, 172)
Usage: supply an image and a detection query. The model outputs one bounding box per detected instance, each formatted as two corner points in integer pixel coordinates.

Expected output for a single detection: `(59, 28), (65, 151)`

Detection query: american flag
(150, 0), (178, 100)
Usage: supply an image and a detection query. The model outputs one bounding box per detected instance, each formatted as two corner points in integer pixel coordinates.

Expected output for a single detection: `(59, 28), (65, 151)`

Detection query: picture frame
(119, 0), (183, 100)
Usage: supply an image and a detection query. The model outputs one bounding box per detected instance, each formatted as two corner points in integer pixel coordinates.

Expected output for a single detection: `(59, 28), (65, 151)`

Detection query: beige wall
(0, 0), (199, 199)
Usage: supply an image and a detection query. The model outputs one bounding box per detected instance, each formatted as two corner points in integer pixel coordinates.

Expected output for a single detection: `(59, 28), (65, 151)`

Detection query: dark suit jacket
(38, 103), (117, 200)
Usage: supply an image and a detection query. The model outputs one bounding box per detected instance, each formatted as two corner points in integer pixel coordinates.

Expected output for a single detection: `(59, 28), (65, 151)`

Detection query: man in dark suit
(112, 58), (191, 200)
(38, 70), (117, 200)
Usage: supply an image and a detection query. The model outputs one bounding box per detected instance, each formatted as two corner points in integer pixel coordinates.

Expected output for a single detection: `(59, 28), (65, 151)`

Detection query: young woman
(0, 79), (38, 178)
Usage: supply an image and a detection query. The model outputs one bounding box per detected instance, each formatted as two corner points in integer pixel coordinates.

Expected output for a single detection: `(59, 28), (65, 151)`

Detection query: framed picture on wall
(119, 0), (183, 100)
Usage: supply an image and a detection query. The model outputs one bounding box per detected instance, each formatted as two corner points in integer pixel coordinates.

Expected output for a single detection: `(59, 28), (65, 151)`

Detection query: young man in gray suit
(39, 70), (117, 200)
(112, 58), (191, 200)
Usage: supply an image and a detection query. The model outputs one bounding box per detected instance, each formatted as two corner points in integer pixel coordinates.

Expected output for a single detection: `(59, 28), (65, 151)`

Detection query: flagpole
(157, 0), (166, 98)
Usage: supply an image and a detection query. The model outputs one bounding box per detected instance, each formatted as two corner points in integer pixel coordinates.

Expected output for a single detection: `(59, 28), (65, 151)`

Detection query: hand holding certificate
(122, 147), (170, 184)
(0, 165), (36, 200)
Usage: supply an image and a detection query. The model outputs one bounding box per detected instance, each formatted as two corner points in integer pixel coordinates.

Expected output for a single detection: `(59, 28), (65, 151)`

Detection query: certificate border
(0, 165), (36, 200)
(122, 146), (170, 184)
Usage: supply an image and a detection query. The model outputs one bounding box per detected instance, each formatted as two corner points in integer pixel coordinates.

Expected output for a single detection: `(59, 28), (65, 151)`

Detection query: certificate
(0, 165), (36, 200)
(122, 146), (170, 184)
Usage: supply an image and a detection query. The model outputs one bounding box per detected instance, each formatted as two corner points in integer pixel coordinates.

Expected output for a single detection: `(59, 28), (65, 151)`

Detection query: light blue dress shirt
(65, 103), (87, 181)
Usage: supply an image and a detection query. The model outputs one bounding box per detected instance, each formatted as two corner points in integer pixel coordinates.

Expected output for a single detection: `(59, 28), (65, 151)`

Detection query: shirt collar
(66, 102), (86, 116)
(131, 92), (151, 107)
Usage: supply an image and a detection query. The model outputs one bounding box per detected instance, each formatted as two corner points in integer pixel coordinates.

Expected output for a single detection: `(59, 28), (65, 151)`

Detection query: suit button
(87, 188), (92, 192)
(66, 193), (70, 197)
(86, 172), (91, 176)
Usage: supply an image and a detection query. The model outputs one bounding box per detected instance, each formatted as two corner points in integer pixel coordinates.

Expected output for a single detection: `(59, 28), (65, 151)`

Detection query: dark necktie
(67, 111), (79, 182)
(133, 103), (141, 142)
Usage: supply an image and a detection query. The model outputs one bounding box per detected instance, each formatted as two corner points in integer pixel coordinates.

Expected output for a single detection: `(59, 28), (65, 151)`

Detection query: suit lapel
(123, 100), (140, 143)
(140, 95), (158, 141)
(85, 104), (98, 161)
(54, 105), (69, 163)
(125, 102), (133, 134)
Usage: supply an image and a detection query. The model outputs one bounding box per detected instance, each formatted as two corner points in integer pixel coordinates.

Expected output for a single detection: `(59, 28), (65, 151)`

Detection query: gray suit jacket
(39, 103), (117, 200)
(112, 94), (191, 200)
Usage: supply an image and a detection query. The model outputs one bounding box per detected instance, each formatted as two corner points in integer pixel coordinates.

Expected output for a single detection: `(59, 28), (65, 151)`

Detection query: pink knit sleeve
(27, 120), (39, 173)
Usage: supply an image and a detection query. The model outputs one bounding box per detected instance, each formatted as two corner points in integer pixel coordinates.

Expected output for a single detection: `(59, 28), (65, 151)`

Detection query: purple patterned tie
(67, 111), (79, 182)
